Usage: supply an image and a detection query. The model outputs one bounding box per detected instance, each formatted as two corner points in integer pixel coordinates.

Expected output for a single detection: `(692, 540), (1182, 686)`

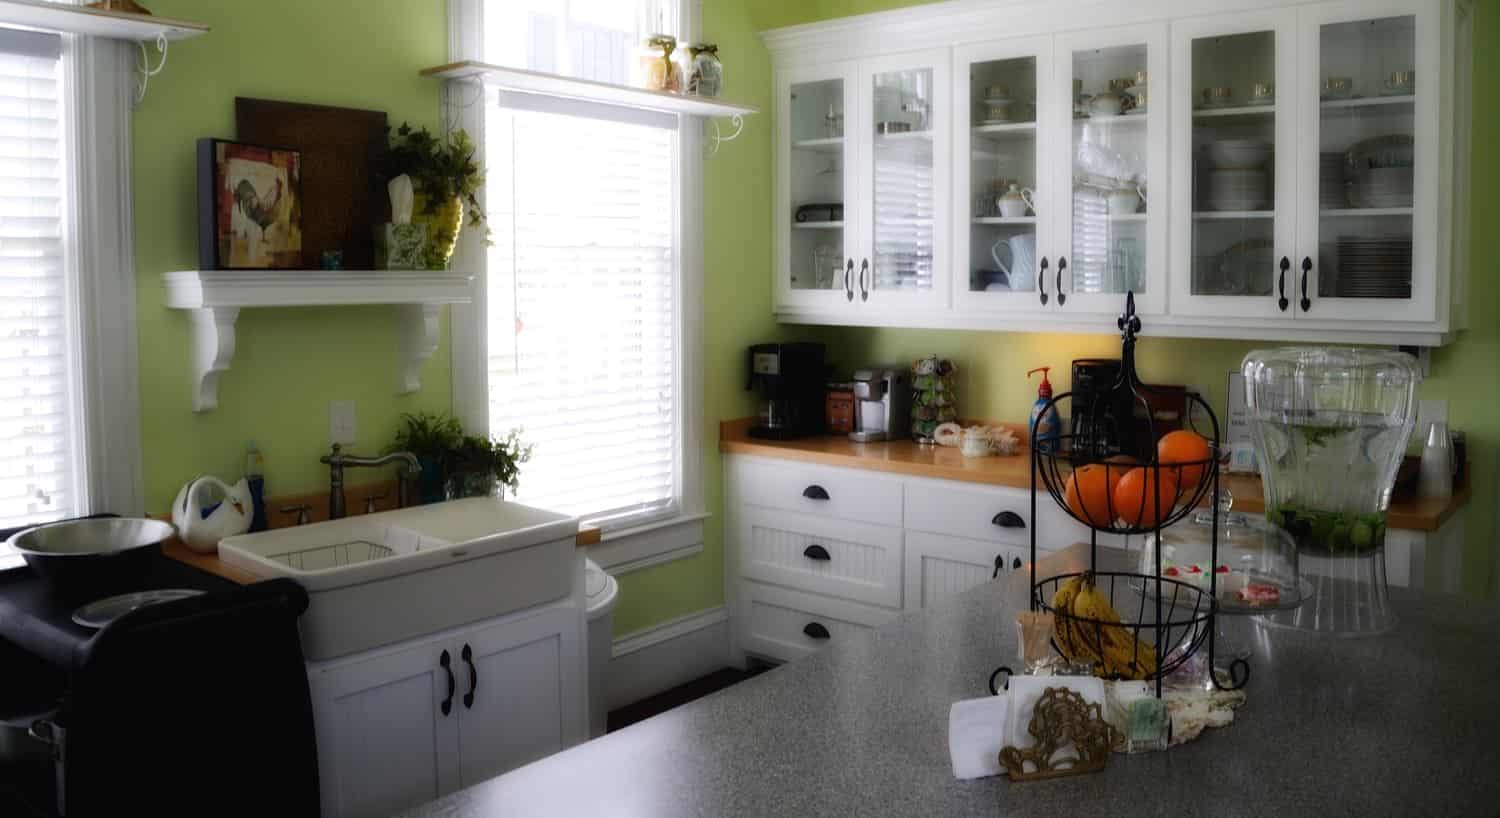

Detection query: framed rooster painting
(197, 138), (303, 269)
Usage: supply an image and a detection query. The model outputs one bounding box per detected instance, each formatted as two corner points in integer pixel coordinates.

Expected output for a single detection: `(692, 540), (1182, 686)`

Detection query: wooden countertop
(162, 480), (602, 585)
(719, 418), (1468, 532)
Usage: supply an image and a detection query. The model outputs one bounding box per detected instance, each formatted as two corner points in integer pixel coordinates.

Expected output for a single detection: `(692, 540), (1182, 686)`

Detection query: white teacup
(1107, 187), (1142, 215)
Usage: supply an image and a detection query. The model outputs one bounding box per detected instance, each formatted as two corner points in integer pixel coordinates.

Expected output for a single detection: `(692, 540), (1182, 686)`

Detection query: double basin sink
(218, 497), (579, 660)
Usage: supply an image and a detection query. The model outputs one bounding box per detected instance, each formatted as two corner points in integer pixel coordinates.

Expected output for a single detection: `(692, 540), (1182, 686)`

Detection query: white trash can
(584, 558), (619, 738)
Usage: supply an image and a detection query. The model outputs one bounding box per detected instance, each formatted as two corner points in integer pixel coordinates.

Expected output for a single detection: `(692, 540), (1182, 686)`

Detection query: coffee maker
(848, 367), (910, 443)
(746, 342), (826, 439)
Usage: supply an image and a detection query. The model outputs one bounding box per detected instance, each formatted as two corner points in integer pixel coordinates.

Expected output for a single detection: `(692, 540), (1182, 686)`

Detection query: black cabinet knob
(803, 622), (831, 640)
(803, 544), (831, 561)
(991, 511), (1025, 528)
(802, 485), (830, 501)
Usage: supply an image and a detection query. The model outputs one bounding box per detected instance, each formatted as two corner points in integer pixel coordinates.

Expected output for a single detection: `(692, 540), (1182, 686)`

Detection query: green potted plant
(383, 122), (487, 270)
(390, 411), (463, 504)
(445, 430), (534, 500)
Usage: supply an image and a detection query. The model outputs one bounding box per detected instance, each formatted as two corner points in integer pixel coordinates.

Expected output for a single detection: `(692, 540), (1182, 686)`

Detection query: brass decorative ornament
(999, 687), (1117, 781)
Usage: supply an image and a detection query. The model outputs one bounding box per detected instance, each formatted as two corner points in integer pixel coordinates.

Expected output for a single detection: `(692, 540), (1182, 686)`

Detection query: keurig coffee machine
(746, 343), (826, 439)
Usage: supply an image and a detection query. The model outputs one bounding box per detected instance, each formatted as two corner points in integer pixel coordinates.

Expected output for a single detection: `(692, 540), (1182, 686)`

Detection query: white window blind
(485, 100), (679, 527)
(0, 29), (78, 530)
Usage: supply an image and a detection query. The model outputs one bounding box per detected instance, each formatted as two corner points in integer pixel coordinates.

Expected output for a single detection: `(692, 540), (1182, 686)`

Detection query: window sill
(584, 511), (710, 576)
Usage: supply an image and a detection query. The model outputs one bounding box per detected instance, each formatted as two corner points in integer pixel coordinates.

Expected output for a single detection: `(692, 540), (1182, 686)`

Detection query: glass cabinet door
(953, 37), (1052, 312)
(856, 50), (950, 309)
(1296, 1), (1434, 321)
(777, 64), (859, 309)
(1053, 25), (1167, 315)
(1170, 12), (1297, 319)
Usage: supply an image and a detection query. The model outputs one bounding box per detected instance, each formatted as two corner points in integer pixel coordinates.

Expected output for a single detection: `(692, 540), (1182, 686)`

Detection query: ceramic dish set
(1199, 139), (1272, 211)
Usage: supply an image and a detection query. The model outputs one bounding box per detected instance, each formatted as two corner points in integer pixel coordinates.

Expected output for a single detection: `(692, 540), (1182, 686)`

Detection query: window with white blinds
(484, 100), (679, 527)
(0, 29), (80, 530)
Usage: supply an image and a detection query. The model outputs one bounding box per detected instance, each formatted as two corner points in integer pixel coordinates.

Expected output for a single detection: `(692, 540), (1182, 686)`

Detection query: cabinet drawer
(739, 507), (903, 608)
(904, 479), (1033, 544)
(738, 581), (898, 663)
(732, 457), (903, 528)
(904, 530), (1028, 611)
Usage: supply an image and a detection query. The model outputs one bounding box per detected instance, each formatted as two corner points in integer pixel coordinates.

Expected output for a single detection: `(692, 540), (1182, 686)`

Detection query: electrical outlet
(329, 401), (357, 445)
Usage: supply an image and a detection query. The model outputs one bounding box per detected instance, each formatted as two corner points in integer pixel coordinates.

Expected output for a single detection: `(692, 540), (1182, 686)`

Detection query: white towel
(948, 694), (1010, 780)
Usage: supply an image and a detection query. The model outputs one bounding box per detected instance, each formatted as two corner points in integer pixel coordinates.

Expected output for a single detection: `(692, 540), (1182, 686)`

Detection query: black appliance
(0, 528), (318, 818)
(1071, 358), (1134, 458)
(746, 342), (826, 440)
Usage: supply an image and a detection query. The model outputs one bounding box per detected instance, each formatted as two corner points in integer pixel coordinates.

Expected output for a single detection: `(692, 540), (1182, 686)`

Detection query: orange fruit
(1157, 430), (1212, 488)
(1114, 467), (1180, 528)
(1064, 464), (1117, 528)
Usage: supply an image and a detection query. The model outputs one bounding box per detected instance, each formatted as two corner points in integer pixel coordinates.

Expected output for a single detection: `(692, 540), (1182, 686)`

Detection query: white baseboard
(606, 604), (729, 712)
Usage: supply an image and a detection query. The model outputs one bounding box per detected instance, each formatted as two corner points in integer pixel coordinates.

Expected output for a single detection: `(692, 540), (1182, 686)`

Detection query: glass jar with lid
(682, 43), (722, 97)
(634, 35), (681, 93)
(1139, 491), (1308, 614)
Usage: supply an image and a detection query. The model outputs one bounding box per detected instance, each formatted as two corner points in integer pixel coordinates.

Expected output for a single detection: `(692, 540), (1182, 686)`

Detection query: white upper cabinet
(776, 51), (951, 315)
(1052, 24), (1169, 316)
(763, 0), (1472, 344)
(1169, 10), (1300, 321)
(1293, 0), (1438, 323)
(954, 36), (1055, 314)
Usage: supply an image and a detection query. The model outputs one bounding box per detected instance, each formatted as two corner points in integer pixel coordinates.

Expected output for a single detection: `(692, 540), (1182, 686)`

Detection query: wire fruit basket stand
(1029, 293), (1248, 697)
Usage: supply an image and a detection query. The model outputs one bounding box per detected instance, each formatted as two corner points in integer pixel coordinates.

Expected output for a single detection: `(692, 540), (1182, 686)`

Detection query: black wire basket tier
(1033, 571), (1215, 682)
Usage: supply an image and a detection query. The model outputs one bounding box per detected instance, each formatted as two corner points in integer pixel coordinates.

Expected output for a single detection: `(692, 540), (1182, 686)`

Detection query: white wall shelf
(420, 61), (759, 119)
(163, 270), (473, 412)
(0, 0), (207, 40)
(792, 221), (844, 229)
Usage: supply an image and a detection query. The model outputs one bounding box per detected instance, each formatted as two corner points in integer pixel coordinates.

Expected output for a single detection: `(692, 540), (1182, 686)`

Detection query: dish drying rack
(1026, 292), (1249, 697)
(265, 539), (397, 570)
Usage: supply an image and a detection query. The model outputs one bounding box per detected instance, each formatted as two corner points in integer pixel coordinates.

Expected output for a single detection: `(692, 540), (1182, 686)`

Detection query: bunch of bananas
(1051, 573), (1159, 680)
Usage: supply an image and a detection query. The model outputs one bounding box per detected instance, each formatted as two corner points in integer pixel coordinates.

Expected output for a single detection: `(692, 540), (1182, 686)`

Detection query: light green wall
(753, 0), (1500, 598)
(132, 0), (452, 514)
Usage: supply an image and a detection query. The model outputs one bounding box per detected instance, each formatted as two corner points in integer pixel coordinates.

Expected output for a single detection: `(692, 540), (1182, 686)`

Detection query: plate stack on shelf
(1319, 153), (1347, 209)
(1345, 134), (1414, 209)
(1335, 235), (1412, 298)
(1199, 139), (1271, 211)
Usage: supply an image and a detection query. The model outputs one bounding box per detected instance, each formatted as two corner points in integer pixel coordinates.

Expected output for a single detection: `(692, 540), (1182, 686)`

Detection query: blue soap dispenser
(1027, 367), (1060, 451)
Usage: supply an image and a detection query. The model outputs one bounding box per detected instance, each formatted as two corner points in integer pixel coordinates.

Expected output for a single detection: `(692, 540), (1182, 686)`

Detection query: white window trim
(445, 0), (706, 566)
(64, 35), (143, 516)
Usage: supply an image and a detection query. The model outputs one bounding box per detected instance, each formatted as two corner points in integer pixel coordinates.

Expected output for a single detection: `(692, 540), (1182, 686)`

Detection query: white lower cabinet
(738, 580), (898, 663)
(309, 601), (586, 818)
(904, 530), (1029, 611)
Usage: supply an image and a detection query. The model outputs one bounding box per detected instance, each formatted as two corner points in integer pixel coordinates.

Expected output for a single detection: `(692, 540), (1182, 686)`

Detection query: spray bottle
(1027, 367), (1061, 451)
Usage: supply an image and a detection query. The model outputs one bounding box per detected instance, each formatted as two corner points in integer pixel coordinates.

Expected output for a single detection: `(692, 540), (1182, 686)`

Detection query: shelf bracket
(132, 33), (169, 108)
(705, 114), (745, 158)
(188, 307), (239, 413)
(398, 303), (443, 394)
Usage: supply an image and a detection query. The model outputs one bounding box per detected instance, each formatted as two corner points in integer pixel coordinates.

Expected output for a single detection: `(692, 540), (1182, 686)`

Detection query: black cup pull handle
(1056, 257), (1067, 306)
(1277, 256), (1290, 311)
(803, 622), (831, 640)
(461, 643), (477, 709)
(439, 649), (454, 717)
(803, 544), (831, 561)
(1038, 257), (1050, 305)
(1300, 256), (1312, 312)
(991, 511), (1026, 529)
(844, 258), (854, 302)
(802, 485), (830, 501)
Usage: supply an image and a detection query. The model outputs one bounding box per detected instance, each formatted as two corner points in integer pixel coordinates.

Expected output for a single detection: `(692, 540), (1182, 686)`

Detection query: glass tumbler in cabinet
(954, 38), (1049, 312)
(1170, 12), (1297, 319)
(781, 68), (856, 307)
(1296, 6), (1432, 322)
(1055, 25), (1166, 314)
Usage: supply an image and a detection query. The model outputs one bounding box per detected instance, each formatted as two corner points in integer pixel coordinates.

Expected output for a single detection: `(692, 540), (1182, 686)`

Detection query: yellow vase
(412, 192), (464, 270)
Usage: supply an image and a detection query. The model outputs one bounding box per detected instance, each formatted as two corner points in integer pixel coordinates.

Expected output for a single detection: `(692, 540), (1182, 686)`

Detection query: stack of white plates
(1347, 166), (1413, 208)
(1320, 153), (1347, 209)
(1336, 236), (1411, 298)
(1202, 168), (1270, 211)
(1200, 140), (1272, 211)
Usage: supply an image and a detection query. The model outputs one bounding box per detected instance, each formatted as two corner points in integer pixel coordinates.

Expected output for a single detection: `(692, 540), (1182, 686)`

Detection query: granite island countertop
(399, 543), (1499, 818)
